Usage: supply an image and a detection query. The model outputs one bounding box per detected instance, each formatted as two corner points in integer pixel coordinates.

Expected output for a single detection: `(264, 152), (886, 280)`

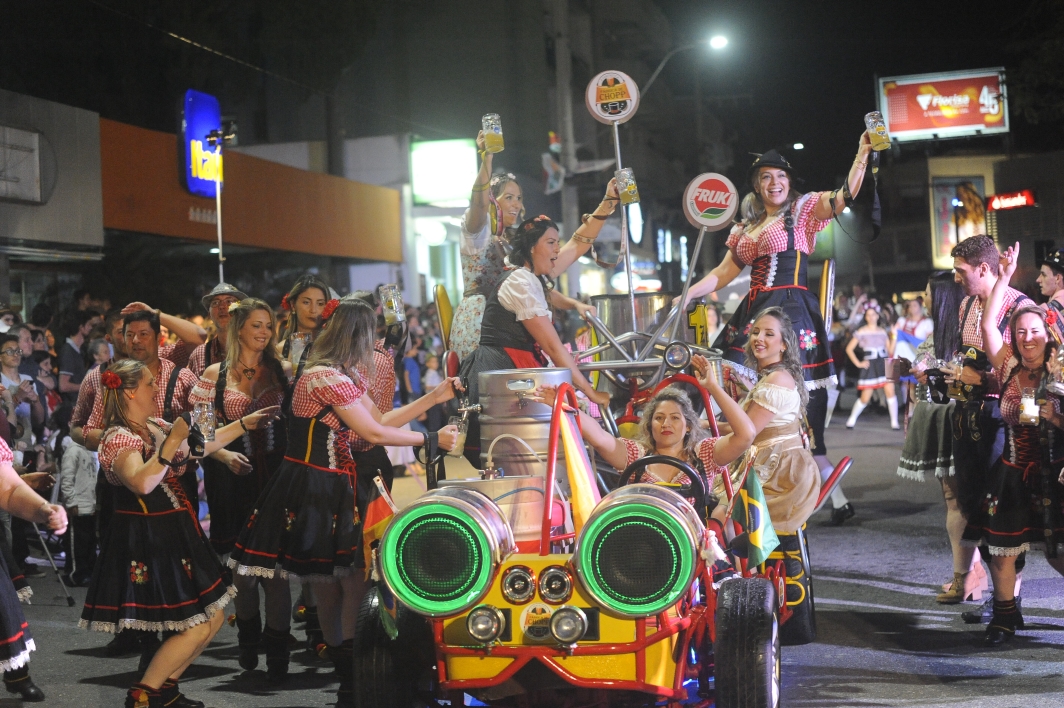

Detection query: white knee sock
(830, 486), (849, 508)
(847, 399), (867, 427)
(887, 395), (899, 428)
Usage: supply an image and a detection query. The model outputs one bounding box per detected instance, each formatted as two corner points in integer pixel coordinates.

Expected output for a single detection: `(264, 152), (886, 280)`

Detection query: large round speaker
(573, 484), (703, 618)
(380, 488), (514, 617)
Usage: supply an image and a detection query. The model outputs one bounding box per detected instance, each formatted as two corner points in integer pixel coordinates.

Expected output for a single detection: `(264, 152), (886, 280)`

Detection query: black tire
(714, 577), (781, 708)
(352, 588), (433, 708)
(776, 528), (816, 646)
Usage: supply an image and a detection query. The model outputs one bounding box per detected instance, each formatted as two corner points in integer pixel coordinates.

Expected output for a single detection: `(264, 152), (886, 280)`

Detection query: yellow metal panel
(446, 655), (515, 681)
(555, 653), (636, 680)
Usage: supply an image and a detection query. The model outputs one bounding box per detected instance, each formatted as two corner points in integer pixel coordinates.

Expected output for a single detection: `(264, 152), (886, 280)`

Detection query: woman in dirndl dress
(228, 297), (459, 707)
(961, 242), (1064, 646)
(449, 128), (614, 360)
(684, 133), (873, 525)
(844, 304), (899, 429)
(80, 358), (276, 708)
(0, 437), (66, 703)
(188, 299), (291, 676)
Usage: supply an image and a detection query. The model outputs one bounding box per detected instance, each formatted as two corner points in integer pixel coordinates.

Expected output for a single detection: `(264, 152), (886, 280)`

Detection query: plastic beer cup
(482, 114), (504, 153)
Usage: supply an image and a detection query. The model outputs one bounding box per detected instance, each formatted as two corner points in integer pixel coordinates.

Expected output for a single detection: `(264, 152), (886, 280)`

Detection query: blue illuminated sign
(181, 89), (223, 198)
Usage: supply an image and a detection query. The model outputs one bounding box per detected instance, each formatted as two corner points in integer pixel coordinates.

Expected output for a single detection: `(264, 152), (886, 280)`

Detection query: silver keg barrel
(589, 292), (691, 394)
(478, 368), (573, 480)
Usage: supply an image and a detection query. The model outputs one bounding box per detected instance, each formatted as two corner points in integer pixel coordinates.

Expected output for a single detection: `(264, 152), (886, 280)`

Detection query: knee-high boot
(329, 639), (354, 708)
(236, 613), (262, 671)
(262, 625), (290, 683)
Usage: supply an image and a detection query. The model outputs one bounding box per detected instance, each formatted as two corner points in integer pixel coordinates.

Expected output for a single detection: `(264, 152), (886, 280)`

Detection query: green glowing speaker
(573, 484), (704, 618)
(380, 487), (515, 617)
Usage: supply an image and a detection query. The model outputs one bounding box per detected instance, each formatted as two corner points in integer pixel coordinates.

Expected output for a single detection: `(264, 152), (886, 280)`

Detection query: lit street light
(642, 34), (728, 95)
(793, 142), (805, 150)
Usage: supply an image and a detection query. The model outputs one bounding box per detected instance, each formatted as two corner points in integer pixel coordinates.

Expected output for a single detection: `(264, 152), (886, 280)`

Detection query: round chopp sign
(585, 70), (640, 125)
(683, 173), (739, 231)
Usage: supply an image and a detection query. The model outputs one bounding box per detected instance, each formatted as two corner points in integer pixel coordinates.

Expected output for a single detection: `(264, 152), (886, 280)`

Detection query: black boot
(984, 598), (1023, 646)
(105, 629), (141, 657)
(829, 503), (855, 526)
(329, 639), (354, 708)
(262, 625), (290, 683)
(235, 613), (262, 671)
(137, 631), (163, 674)
(160, 679), (204, 708)
(304, 605), (326, 657)
(124, 683), (161, 708)
(3, 665), (45, 702)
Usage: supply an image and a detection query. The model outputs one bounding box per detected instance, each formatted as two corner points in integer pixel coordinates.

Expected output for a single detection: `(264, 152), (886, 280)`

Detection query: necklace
(237, 357), (260, 380)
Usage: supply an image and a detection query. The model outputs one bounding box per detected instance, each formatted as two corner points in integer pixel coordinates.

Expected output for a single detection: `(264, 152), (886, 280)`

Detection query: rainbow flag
(363, 475), (399, 580)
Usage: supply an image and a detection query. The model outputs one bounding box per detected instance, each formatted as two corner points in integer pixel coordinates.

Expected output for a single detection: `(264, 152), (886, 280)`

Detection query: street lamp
(642, 34), (728, 95)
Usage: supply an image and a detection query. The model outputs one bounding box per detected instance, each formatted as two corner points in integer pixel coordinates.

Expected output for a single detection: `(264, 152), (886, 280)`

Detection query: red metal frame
(542, 382), (582, 555)
(651, 373), (720, 438)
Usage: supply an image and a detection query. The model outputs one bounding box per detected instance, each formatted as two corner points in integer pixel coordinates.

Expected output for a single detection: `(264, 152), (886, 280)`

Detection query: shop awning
(99, 119), (401, 262)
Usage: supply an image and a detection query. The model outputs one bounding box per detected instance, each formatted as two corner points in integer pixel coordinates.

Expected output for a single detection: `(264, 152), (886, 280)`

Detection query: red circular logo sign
(683, 173), (738, 230)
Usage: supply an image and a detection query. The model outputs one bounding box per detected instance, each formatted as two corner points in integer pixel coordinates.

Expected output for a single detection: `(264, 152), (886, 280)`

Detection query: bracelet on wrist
(571, 233), (597, 245)
(157, 451), (173, 467)
(471, 182), (490, 193)
(239, 417), (249, 433)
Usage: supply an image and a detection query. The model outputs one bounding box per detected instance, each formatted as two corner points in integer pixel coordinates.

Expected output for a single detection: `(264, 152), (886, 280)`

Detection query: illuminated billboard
(878, 68), (1008, 143)
(181, 89), (223, 198)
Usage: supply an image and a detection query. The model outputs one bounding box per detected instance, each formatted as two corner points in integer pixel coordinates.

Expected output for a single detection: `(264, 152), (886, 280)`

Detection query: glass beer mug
(864, 111), (891, 152)
(482, 114), (504, 153)
(378, 284), (406, 326)
(946, 352), (967, 401)
(1048, 347), (1064, 395)
(1019, 387), (1040, 426)
(615, 167), (640, 205)
(193, 401), (217, 442)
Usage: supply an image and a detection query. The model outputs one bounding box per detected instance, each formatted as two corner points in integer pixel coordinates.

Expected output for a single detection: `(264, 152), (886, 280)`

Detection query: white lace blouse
(498, 268), (552, 322)
(743, 380), (802, 425)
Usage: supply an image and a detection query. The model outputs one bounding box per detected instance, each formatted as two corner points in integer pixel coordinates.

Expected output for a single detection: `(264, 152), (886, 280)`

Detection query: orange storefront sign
(100, 118), (401, 262)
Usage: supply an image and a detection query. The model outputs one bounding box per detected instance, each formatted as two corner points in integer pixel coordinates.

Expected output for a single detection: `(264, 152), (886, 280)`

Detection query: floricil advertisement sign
(878, 68), (1008, 143)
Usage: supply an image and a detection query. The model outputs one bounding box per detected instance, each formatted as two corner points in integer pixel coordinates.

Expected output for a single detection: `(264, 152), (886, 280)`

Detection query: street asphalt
(8, 397), (1064, 707)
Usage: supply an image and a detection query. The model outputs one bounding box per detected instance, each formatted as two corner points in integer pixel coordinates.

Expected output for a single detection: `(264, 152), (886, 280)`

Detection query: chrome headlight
(549, 606), (587, 644)
(538, 565), (573, 604)
(466, 604), (506, 644)
(501, 566), (536, 604)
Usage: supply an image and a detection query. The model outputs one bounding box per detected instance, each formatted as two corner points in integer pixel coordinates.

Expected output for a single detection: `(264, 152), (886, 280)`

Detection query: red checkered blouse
(291, 366), (366, 431)
(351, 343), (396, 452)
(85, 359), (198, 433)
(619, 437), (722, 488)
(98, 421), (188, 486)
(725, 193), (829, 267)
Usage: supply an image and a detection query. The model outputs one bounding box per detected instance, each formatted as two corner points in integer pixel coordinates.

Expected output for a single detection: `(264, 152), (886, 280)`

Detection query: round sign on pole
(585, 70), (640, 125)
(683, 173), (739, 231)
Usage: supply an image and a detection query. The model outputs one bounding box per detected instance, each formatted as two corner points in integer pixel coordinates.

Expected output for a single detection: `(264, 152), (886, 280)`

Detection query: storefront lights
(628, 203), (643, 244)
(410, 139), (478, 207)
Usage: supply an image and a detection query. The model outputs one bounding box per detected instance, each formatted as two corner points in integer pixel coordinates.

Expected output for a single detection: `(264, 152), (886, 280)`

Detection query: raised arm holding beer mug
(682, 126), (876, 525)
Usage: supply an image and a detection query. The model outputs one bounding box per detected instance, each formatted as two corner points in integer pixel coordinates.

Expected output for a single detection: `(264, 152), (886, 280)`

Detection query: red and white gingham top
(0, 436), (11, 464)
(619, 437), (723, 487)
(959, 288), (1026, 349)
(98, 421), (187, 486)
(159, 340), (193, 369)
(351, 343), (396, 452)
(186, 339), (226, 378)
(291, 366), (366, 431)
(71, 366), (102, 428)
(85, 359), (198, 433)
(726, 193), (830, 267)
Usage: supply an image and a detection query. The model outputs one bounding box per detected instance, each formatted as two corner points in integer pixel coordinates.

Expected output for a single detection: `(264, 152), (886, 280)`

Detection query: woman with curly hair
(79, 358), (277, 708)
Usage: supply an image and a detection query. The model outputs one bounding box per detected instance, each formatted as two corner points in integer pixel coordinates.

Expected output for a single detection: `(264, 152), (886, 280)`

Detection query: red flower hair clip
(280, 293), (291, 311)
(101, 370), (122, 390)
(1047, 309), (1058, 327)
(321, 299), (340, 322)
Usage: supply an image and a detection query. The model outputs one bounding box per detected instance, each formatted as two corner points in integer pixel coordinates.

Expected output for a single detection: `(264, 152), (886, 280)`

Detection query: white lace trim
(15, 586), (32, 603)
(728, 360), (836, 393)
(327, 430), (339, 470)
(0, 639), (34, 672)
(896, 458), (954, 482)
(766, 252), (778, 288)
(78, 585), (235, 633)
(161, 479), (182, 510)
(229, 558), (353, 583)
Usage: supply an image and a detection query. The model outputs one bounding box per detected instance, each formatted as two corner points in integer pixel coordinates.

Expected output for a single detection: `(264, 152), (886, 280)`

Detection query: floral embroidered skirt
(713, 285), (835, 390)
(229, 457), (361, 582)
(449, 294), (486, 362)
(80, 481), (234, 633)
(0, 541), (34, 672)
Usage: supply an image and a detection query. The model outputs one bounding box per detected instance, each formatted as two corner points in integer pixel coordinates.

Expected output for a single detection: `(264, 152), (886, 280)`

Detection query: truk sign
(181, 89), (223, 198)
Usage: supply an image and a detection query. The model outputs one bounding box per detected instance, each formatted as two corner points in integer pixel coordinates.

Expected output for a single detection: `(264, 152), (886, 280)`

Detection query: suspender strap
(162, 364), (182, 423)
(214, 362), (229, 424)
(783, 202), (795, 251)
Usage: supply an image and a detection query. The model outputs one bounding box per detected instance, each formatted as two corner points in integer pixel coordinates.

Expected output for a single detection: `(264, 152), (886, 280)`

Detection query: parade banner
(878, 68), (1008, 142)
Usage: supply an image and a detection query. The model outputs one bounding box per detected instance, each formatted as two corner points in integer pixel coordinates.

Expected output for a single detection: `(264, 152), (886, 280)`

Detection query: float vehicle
(355, 370), (851, 708)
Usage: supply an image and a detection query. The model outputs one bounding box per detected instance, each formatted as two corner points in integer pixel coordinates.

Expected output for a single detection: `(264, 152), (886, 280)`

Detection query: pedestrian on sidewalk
(54, 404), (98, 587)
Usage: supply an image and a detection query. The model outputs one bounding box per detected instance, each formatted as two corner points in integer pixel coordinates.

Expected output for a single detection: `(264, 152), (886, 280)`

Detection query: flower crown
(523, 215), (552, 231)
(489, 172), (517, 188)
(101, 370), (122, 390)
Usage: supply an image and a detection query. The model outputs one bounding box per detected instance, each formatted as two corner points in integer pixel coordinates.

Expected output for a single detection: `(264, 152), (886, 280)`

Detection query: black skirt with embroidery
(79, 478), (233, 633)
(0, 540), (33, 671)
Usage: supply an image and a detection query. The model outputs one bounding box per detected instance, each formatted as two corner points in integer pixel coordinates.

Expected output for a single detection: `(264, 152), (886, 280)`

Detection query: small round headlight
(549, 606), (587, 644)
(466, 605), (506, 644)
(538, 566), (572, 604)
(501, 566), (536, 604)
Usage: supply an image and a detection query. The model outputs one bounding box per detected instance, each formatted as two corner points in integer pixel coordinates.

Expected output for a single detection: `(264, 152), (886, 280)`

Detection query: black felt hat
(1042, 248), (1064, 276)
(747, 149), (794, 183)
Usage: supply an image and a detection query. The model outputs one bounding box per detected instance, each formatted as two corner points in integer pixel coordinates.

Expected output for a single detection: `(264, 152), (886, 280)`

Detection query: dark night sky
(656, 0), (1062, 189)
